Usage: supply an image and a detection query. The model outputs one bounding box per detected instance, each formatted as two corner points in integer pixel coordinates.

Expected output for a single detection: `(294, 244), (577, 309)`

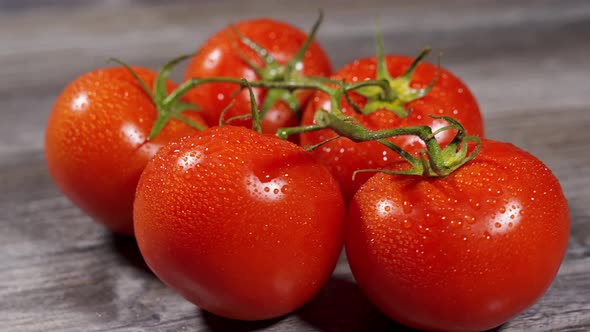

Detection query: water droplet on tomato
(402, 201), (412, 214)
(468, 198), (481, 210)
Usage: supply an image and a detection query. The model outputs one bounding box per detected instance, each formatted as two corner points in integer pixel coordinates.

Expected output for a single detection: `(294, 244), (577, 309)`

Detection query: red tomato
(300, 56), (484, 202)
(345, 139), (569, 331)
(134, 125), (345, 320)
(183, 18), (332, 133)
(45, 67), (206, 235)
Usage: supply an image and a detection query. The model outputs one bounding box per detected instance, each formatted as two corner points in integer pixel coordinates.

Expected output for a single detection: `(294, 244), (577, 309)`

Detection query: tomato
(45, 67), (206, 235)
(134, 125), (345, 320)
(183, 18), (332, 134)
(300, 55), (484, 202)
(345, 139), (569, 331)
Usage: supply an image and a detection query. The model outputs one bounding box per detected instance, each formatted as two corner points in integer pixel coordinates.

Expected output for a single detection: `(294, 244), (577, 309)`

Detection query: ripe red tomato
(183, 18), (332, 133)
(45, 67), (206, 235)
(300, 56), (484, 202)
(134, 125), (345, 320)
(345, 139), (569, 331)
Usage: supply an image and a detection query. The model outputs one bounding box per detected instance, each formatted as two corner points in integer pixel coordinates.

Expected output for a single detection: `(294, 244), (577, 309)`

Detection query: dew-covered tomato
(345, 139), (569, 331)
(134, 125), (344, 320)
(45, 67), (206, 234)
(183, 18), (332, 133)
(300, 55), (484, 202)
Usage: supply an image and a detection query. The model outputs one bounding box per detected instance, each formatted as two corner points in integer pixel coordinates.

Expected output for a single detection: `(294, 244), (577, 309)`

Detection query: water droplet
(402, 201), (412, 214)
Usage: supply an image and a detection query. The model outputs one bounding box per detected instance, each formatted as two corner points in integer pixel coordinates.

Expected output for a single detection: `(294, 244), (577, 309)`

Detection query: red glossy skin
(45, 67), (206, 235)
(300, 56), (484, 202)
(345, 140), (569, 331)
(134, 126), (345, 321)
(183, 18), (332, 133)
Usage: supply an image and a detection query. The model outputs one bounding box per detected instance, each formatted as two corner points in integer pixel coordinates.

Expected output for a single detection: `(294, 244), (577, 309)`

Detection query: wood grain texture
(1, 1), (589, 331)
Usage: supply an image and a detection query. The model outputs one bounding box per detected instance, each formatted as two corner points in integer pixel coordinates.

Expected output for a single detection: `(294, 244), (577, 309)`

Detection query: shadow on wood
(297, 276), (506, 332)
(297, 276), (413, 332)
(200, 309), (285, 332)
(109, 233), (155, 277)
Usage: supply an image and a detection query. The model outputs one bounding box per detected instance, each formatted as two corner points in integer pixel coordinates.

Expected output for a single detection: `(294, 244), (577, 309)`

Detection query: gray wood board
(1, 1), (589, 331)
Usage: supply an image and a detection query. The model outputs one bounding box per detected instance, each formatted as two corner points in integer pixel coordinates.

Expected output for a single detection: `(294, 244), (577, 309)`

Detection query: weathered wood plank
(1, 0), (589, 156)
(1, 1), (588, 331)
(1, 106), (588, 332)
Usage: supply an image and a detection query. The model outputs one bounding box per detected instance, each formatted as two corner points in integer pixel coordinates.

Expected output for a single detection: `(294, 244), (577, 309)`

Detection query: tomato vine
(124, 20), (480, 179)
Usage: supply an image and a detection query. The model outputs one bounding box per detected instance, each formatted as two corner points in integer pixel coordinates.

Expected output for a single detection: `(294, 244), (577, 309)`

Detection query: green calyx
(227, 10), (326, 118)
(278, 109), (480, 178)
(354, 116), (481, 178)
(109, 55), (205, 140)
(106, 11), (478, 179)
(353, 28), (439, 118)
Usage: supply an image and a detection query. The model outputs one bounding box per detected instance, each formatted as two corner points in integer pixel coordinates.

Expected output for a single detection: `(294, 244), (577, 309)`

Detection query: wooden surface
(1, 1), (589, 331)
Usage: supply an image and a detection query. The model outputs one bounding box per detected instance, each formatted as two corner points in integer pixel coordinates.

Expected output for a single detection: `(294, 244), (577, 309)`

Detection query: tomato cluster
(44, 14), (569, 331)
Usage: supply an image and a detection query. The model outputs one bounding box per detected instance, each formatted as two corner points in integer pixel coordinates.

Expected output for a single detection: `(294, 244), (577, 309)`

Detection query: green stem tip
(110, 54), (205, 141)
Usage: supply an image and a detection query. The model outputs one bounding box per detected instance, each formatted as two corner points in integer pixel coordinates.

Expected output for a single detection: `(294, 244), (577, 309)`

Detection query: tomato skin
(345, 140), (569, 331)
(183, 18), (332, 132)
(45, 67), (206, 235)
(134, 126), (345, 320)
(300, 56), (484, 202)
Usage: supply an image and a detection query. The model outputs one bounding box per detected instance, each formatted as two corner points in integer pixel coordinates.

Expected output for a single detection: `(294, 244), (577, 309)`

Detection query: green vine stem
(224, 10), (327, 119)
(277, 109), (480, 177)
(115, 14), (480, 178)
(109, 55), (206, 140)
(153, 53), (475, 177)
(352, 28), (440, 118)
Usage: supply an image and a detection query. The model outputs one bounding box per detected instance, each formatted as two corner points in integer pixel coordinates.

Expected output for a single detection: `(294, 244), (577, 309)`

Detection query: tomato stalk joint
(226, 10), (326, 119)
(352, 29), (440, 118)
(110, 55), (206, 140)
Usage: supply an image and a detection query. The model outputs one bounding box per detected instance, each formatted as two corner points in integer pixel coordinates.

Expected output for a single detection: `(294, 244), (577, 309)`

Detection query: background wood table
(1, 1), (589, 331)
